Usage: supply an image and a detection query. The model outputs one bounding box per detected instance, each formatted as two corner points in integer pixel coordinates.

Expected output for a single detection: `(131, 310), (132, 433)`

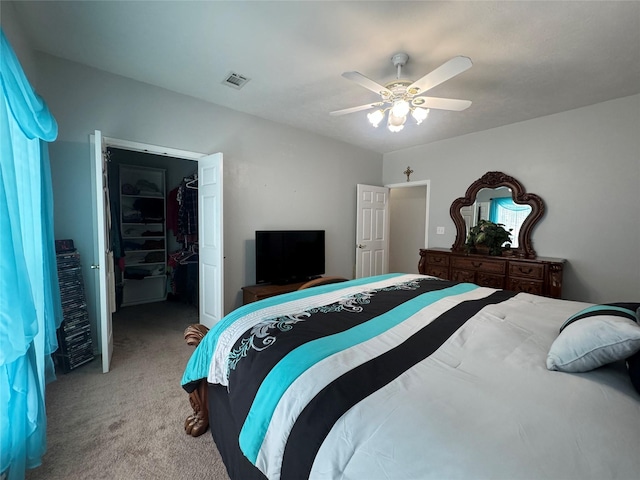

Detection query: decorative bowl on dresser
(419, 171), (565, 298)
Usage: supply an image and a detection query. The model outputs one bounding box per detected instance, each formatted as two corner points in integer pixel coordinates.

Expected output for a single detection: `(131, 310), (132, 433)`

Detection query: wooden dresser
(419, 248), (565, 298)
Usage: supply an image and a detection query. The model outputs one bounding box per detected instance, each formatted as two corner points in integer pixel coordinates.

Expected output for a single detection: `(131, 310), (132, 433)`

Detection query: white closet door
(198, 153), (224, 328)
(91, 130), (114, 373)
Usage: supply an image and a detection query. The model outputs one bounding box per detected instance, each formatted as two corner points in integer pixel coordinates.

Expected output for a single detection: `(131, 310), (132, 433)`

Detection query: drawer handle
(434, 258), (443, 263)
(472, 261), (483, 268)
(518, 267), (533, 275)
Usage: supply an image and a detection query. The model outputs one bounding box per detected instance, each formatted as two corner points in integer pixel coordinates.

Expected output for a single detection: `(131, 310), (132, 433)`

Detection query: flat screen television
(255, 230), (325, 285)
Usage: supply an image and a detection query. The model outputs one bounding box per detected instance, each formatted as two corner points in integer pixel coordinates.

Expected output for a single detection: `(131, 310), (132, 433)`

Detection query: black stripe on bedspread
(280, 289), (517, 479)
(227, 278), (457, 418)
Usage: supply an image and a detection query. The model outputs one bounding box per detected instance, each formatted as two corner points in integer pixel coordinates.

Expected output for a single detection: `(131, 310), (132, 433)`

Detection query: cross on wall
(403, 166), (414, 182)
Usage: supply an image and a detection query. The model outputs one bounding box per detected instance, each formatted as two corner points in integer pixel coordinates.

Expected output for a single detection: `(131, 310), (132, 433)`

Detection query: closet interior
(107, 147), (199, 310)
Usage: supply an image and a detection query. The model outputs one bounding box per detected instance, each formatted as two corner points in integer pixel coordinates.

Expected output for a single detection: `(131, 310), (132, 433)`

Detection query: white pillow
(547, 303), (640, 373)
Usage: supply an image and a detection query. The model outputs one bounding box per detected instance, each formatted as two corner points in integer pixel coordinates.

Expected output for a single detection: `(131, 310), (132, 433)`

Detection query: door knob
(357, 244), (365, 249)
(90, 264), (100, 269)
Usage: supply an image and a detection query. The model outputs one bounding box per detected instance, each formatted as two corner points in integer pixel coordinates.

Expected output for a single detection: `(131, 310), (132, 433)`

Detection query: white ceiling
(9, 0), (640, 154)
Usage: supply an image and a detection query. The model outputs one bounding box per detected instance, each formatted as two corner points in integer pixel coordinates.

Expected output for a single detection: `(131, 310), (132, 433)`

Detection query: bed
(181, 273), (640, 480)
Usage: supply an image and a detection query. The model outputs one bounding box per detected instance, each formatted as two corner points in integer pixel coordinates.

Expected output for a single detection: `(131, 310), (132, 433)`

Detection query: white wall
(29, 53), (382, 346)
(383, 94), (640, 303)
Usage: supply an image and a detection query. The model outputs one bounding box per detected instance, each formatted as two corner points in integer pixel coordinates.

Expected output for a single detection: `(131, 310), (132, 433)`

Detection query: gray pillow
(547, 303), (640, 373)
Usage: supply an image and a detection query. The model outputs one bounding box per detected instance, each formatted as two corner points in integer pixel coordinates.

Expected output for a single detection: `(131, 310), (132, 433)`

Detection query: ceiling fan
(330, 53), (472, 132)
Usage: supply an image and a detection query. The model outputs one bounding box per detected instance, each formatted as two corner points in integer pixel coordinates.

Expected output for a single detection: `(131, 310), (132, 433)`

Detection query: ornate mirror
(450, 171), (544, 258)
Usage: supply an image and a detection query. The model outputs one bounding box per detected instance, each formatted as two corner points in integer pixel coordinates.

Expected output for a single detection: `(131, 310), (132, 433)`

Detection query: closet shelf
(120, 164), (167, 306)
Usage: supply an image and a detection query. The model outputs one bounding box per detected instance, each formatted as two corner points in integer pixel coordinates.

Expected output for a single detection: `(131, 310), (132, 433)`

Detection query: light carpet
(26, 301), (230, 480)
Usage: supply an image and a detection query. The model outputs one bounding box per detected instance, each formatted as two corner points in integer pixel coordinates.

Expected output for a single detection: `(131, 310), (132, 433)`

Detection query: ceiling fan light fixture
(332, 53), (472, 134)
(391, 99), (410, 118)
(411, 107), (429, 125)
(387, 112), (406, 132)
(367, 109), (385, 128)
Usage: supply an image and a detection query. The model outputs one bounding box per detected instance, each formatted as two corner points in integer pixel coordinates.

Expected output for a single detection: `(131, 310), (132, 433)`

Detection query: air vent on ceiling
(222, 72), (250, 89)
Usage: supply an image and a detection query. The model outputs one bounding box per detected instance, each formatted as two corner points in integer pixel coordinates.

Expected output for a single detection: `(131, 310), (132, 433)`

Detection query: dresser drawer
(477, 273), (505, 289)
(426, 252), (449, 267)
(509, 261), (544, 280)
(451, 257), (506, 275)
(508, 278), (544, 295)
(451, 269), (476, 283)
(426, 266), (449, 280)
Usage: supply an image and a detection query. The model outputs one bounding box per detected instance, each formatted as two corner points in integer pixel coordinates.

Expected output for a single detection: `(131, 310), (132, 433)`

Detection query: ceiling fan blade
(407, 56), (472, 94)
(411, 96), (472, 111)
(330, 102), (384, 116)
(342, 71), (392, 97)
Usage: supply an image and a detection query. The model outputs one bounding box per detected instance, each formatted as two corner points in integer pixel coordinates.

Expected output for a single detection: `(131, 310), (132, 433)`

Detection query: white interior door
(198, 153), (223, 328)
(91, 130), (114, 373)
(460, 205), (473, 238)
(477, 201), (490, 221)
(355, 184), (390, 278)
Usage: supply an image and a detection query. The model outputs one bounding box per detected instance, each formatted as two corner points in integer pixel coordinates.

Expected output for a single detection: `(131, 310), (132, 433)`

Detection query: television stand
(242, 281), (307, 305)
(241, 276), (348, 305)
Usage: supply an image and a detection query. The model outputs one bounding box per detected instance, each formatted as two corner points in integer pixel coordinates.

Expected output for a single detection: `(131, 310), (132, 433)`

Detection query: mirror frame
(450, 171), (544, 258)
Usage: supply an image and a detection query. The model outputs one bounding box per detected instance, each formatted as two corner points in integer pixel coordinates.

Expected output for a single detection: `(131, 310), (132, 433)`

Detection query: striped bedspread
(182, 274), (640, 480)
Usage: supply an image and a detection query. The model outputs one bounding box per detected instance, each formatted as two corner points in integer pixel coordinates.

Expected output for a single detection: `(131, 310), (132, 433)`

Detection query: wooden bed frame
(183, 323), (211, 437)
(183, 276), (348, 437)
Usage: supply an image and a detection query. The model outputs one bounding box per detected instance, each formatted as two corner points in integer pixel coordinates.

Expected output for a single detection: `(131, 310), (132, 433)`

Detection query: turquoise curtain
(489, 198), (531, 248)
(488, 197), (530, 222)
(1, 29), (61, 479)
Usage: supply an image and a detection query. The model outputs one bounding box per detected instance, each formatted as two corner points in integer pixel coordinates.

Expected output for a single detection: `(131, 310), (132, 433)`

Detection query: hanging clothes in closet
(167, 173), (198, 248)
(167, 248), (198, 304)
(167, 173), (199, 303)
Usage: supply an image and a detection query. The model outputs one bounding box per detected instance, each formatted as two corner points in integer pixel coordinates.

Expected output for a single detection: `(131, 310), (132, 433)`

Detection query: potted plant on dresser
(464, 220), (513, 256)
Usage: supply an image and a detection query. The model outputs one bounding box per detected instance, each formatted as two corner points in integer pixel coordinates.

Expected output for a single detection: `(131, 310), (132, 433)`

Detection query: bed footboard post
(184, 323), (210, 437)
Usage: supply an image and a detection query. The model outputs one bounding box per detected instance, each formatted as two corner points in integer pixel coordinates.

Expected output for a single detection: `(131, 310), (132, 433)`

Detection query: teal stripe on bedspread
(180, 273), (404, 388)
(239, 282), (479, 464)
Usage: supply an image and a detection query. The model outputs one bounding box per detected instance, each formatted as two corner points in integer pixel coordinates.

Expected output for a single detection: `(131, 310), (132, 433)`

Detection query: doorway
(92, 135), (223, 372)
(354, 181), (430, 278)
(106, 147), (199, 310)
(387, 181), (430, 274)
